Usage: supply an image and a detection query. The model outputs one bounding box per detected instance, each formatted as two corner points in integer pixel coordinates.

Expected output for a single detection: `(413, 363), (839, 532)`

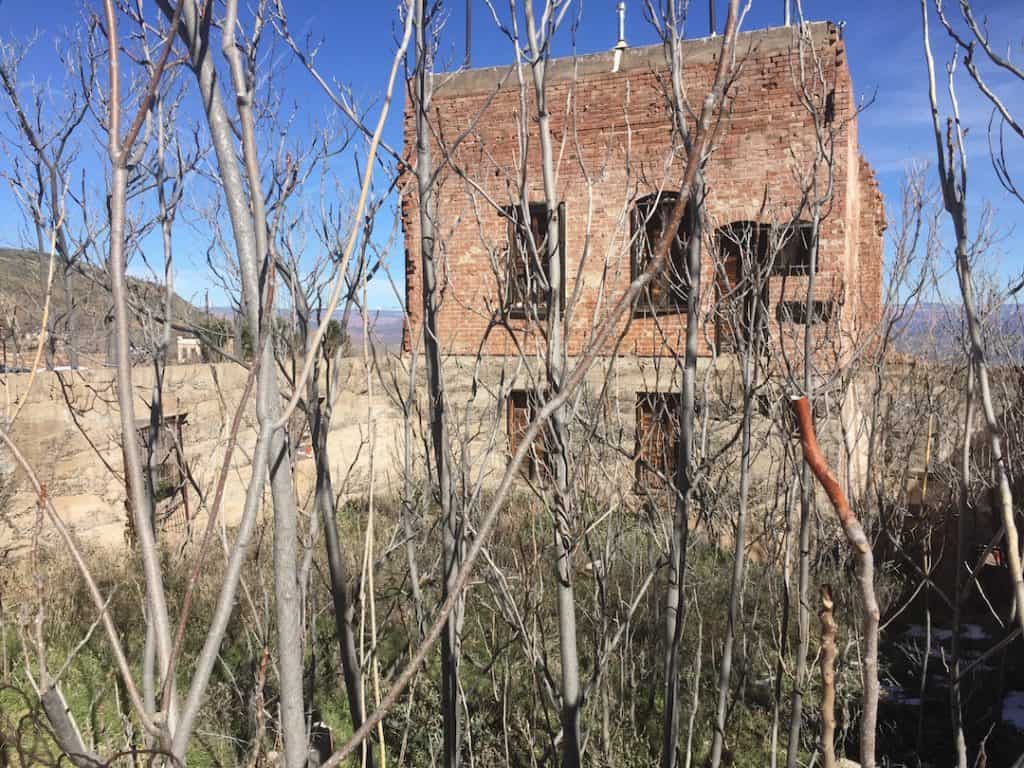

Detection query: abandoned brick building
(402, 22), (886, 489)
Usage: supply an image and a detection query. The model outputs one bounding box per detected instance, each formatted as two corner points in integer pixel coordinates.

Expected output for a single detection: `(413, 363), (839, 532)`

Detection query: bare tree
(921, 0), (1024, 646)
(643, 3), (742, 765)
(408, 2), (465, 764)
(0, 34), (94, 369)
(792, 395), (880, 768)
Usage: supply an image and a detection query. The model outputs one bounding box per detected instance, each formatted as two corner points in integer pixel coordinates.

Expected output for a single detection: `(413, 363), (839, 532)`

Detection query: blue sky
(1, 0), (1021, 310)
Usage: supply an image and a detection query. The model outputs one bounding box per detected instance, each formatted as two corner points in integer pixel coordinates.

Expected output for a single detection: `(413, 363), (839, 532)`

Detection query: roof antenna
(612, 2), (627, 72)
(465, 0), (472, 68)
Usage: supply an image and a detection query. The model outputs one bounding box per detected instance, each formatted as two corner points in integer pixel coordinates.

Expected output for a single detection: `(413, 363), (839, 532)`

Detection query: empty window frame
(635, 391), (681, 491)
(716, 222), (773, 350)
(776, 299), (837, 325)
(716, 221), (816, 277)
(773, 223), (816, 275)
(505, 202), (565, 319)
(631, 193), (694, 314)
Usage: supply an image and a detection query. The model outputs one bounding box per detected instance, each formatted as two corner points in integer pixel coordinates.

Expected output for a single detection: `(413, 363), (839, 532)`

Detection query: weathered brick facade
(402, 22), (885, 369)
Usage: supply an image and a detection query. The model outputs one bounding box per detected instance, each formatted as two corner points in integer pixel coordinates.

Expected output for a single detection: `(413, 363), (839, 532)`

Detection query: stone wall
(1, 353), (860, 557)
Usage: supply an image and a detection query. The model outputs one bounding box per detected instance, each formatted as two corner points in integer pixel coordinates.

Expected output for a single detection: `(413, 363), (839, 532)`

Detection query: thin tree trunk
(786, 465), (812, 768)
(656, 7), (744, 763)
(709, 288), (760, 768)
(520, 3), (581, 763)
(662, 179), (702, 768)
(159, 0), (304, 760)
(401, 344), (426, 639)
(220, 0), (308, 759)
(915, 529), (931, 768)
(412, 3), (462, 764)
(101, 1), (177, 740)
(61, 264), (79, 369)
(301, 290), (373, 768)
(39, 686), (103, 768)
(787, 211), (823, 768)
(950, 367), (974, 768)
(792, 396), (880, 768)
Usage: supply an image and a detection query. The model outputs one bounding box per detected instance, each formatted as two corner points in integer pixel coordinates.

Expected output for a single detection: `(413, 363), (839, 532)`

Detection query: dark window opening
(777, 299), (837, 325)
(631, 193), (694, 315)
(774, 223), (816, 275)
(715, 222), (774, 351)
(635, 391), (681, 492)
(713, 220), (816, 277)
(507, 388), (547, 479)
(505, 202), (565, 319)
(719, 221), (770, 272)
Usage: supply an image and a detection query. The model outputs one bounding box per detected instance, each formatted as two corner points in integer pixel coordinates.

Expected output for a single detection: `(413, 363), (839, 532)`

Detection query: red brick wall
(402, 23), (885, 371)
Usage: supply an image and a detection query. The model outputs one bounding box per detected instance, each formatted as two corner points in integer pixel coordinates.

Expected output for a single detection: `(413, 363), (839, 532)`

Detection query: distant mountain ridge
(892, 301), (1024, 359)
(337, 308), (404, 349)
(202, 300), (1023, 359)
(210, 306), (406, 350)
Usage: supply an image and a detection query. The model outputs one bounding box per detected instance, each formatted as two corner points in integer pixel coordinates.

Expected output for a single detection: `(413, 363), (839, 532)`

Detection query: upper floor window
(717, 221), (816, 276)
(506, 202), (565, 319)
(774, 223), (816, 275)
(631, 193), (694, 315)
(716, 222), (772, 350)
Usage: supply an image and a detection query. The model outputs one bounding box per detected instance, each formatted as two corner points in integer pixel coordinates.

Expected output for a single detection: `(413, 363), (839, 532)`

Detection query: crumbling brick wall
(402, 22), (886, 374)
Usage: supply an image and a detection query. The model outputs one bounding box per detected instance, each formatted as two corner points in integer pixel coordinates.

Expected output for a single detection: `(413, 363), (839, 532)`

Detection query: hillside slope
(0, 247), (201, 367)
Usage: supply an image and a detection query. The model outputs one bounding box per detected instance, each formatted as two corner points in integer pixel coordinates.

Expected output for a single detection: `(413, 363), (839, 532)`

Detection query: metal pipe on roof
(612, 2), (627, 72)
(465, 0), (472, 68)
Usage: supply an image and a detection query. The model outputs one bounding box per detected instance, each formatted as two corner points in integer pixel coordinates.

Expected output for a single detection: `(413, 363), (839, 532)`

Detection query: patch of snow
(961, 623), (990, 641)
(902, 623), (990, 642)
(1002, 691), (1024, 730)
(903, 624), (952, 641)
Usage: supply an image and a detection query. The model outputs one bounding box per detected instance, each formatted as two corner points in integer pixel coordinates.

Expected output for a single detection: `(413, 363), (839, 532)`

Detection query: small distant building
(177, 335), (202, 364)
(176, 331), (235, 364)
